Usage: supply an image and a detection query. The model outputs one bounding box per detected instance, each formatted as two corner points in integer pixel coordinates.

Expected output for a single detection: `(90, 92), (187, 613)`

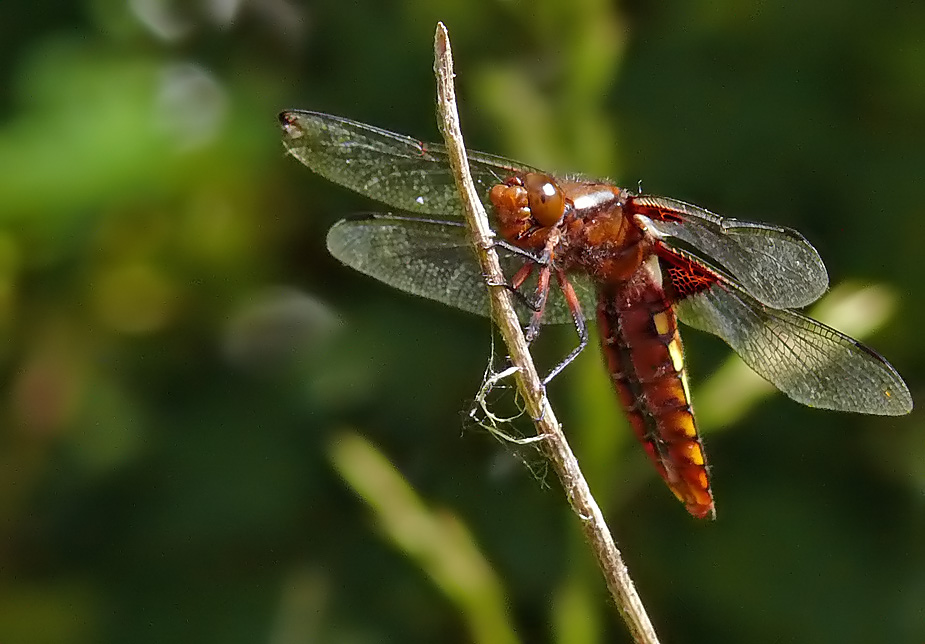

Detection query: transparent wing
(633, 195), (828, 309)
(326, 214), (597, 325)
(280, 111), (540, 217)
(675, 277), (912, 415)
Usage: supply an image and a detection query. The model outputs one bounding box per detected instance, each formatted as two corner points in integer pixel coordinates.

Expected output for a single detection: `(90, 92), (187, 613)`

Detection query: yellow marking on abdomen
(679, 369), (692, 404)
(665, 410), (696, 438)
(653, 310), (671, 336)
(667, 335), (685, 373)
(681, 440), (705, 466)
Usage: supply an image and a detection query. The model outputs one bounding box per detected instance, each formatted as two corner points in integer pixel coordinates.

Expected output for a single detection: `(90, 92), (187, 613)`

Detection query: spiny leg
(541, 268), (588, 385)
(525, 261), (552, 342)
(497, 261), (542, 312)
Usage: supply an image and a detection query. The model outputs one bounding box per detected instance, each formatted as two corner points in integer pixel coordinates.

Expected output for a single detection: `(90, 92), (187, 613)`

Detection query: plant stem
(433, 22), (661, 644)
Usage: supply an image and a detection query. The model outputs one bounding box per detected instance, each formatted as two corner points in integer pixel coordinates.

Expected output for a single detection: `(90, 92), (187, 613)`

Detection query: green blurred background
(1, 1), (922, 643)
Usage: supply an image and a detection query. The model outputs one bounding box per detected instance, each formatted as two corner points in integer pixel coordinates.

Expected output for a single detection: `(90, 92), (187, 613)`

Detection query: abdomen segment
(597, 263), (714, 519)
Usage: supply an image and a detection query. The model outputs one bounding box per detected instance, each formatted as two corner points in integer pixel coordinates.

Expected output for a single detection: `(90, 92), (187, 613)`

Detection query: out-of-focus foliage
(0, 1), (922, 643)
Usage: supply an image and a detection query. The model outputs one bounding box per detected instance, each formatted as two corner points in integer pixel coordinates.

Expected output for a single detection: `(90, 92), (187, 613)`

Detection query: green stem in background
(329, 432), (520, 644)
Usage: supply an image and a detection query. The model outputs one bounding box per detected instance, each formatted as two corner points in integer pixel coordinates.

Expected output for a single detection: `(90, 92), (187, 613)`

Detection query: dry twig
(433, 22), (661, 644)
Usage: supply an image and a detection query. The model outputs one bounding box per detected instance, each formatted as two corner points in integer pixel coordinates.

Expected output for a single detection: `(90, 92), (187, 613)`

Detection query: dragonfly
(279, 110), (913, 519)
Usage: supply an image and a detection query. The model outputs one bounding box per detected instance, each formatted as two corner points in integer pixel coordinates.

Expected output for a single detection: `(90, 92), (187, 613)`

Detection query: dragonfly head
(489, 172), (567, 238)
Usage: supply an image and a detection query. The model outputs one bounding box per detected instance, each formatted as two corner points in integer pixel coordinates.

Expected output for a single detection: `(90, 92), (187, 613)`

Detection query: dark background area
(0, 1), (922, 643)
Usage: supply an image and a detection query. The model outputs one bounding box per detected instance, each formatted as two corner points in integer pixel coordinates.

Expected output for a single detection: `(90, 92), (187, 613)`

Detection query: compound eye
(525, 173), (566, 227)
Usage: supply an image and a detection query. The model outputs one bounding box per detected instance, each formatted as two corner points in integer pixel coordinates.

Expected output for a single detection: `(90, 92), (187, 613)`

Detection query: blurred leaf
(329, 431), (521, 644)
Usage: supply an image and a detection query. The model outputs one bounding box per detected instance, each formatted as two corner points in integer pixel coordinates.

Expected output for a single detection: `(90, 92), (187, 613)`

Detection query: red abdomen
(597, 258), (714, 519)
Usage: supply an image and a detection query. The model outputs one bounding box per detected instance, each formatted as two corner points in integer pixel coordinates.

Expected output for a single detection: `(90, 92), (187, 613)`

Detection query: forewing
(326, 214), (596, 325)
(280, 111), (539, 217)
(633, 195), (828, 308)
(675, 278), (912, 416)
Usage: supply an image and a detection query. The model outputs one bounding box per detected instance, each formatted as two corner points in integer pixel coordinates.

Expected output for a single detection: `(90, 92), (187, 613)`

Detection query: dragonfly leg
(513, 235), (557, 343)
(526, 262), (552, 342)
(497, 284), (541, 312)
(496, 239), (545, 264)
(541, 269), (588, 386)
(485, 260), (547, 314)
(506, 262), (544, 312)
